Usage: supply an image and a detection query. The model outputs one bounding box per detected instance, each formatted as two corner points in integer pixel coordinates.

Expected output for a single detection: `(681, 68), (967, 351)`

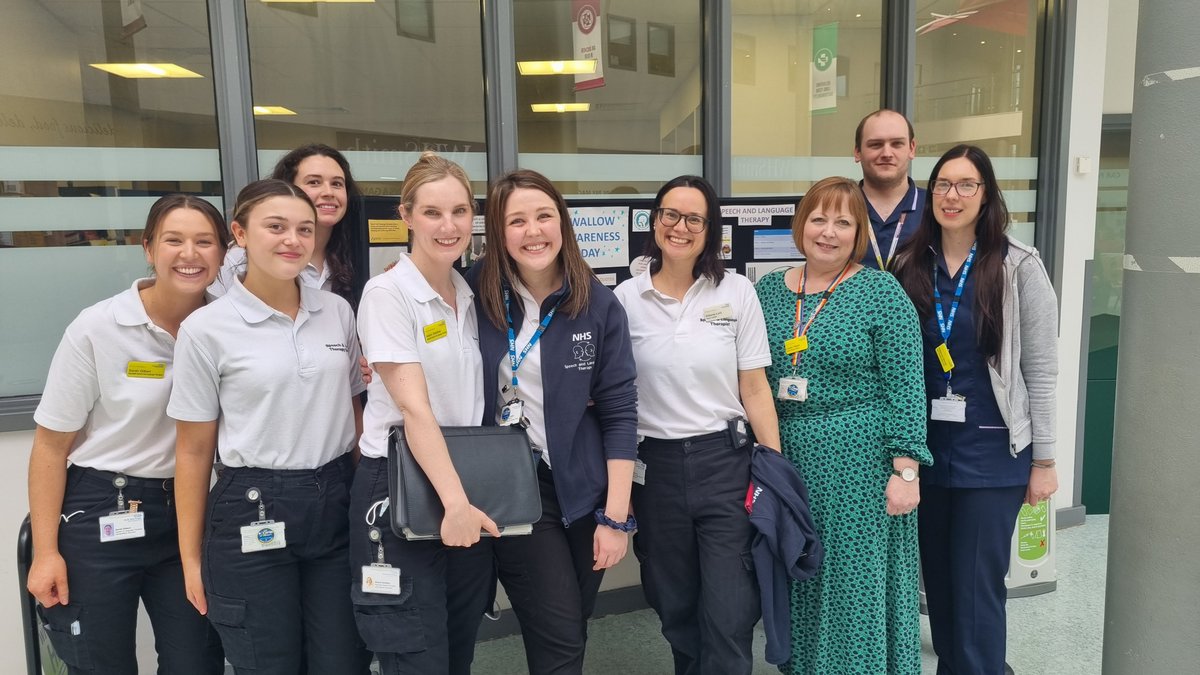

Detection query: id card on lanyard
(777, 262), (852, 402)
(501, 288), (560, 428)
(930, 243), (976, 423)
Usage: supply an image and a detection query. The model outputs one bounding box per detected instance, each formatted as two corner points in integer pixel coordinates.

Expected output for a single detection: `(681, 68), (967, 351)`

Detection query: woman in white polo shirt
(349, 151), (497, 675)
(613, 175), (781, 675)
(169, 179), (370, 675)
(27, 194), (227, 674)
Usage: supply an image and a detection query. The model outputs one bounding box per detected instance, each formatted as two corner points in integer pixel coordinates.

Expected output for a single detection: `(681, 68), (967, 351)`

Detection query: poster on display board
(571, 205), (629, 267)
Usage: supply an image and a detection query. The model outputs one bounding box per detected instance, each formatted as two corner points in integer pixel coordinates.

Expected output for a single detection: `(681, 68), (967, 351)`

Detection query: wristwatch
(892, 467), (918, 482)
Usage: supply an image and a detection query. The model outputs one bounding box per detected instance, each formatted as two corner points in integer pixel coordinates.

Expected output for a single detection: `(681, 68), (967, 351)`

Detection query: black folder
(387, 425), (542, 540)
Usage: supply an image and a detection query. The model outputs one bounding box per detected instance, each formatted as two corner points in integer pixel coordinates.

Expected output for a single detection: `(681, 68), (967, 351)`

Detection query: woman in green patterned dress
(755, 176), (931, 674)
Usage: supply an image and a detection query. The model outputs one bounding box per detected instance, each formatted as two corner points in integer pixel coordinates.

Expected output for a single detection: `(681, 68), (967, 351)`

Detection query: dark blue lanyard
(504, 288), (560, 391)
(932, 242), (976, 378)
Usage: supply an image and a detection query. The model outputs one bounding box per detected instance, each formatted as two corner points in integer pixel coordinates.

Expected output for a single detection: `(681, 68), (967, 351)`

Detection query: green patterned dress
(755, 267), (931, 675)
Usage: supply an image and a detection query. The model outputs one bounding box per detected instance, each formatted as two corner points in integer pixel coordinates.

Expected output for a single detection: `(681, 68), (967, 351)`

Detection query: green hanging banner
(810, 22), (838, 113)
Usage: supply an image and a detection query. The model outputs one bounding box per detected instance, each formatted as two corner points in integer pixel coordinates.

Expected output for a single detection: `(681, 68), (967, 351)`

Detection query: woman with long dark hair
(893, 144), (1059, 674)
(213, 144), (363, 307)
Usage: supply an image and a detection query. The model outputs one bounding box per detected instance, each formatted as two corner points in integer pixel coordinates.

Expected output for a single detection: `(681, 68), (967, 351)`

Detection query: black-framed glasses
(655, 207), (708, 233)
(931, 180), (982, 197)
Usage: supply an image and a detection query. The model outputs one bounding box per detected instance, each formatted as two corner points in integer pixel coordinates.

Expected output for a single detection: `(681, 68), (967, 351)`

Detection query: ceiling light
(253, 106), (298, 115)
(260, 1), (375, 4)
(90, 63), (203, 78)
(530, 103), (590, 113)
(517, 60), (597, 76)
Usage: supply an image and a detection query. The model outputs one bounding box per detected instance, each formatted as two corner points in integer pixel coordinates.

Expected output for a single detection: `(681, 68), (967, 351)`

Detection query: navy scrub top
(922, 245), (1031, 488)
(860, 178), (925, 271)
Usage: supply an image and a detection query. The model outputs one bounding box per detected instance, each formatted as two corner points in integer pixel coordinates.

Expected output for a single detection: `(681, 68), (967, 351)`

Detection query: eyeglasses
(931, 180), (982, 197)
(655, 207), (708, 233)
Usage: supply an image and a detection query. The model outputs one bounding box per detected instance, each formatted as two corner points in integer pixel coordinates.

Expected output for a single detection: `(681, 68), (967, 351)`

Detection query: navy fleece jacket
(747, 443), (824, 665)
(468, 268), (638, 527)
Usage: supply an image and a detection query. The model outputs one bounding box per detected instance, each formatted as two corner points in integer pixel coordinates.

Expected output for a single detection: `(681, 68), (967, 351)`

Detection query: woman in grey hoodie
(893, 144), (1059, 675)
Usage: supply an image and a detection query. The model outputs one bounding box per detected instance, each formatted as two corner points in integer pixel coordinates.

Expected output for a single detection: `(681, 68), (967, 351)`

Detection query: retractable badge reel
(240, 487), (287, 553)
(98, 473), (146, 543)
(778, 335), (809, 402)
(362, 499), (401, 595)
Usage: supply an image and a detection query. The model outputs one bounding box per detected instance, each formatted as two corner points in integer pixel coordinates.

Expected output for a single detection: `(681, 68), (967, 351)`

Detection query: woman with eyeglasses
(613, 176), (779, 675)
(892, 144), (1059, 674)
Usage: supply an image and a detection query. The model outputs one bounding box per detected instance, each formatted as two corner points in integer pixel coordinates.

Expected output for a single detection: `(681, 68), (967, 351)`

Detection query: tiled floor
(472, 515), (1109, 674)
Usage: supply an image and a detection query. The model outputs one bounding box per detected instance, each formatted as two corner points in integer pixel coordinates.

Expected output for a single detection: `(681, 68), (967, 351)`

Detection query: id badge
(361, 564), (402, 595)
(240, 521), (287, 553)
(499, 398), (524, 426)
(930, 396), (967, 423)
(99, 511), (145, 542)
(632, 458), (647, 486)
(777, 376), (808, 402)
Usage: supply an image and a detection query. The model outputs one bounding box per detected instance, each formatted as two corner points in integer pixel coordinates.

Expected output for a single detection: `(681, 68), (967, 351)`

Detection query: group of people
(26, 108), (1059, 675)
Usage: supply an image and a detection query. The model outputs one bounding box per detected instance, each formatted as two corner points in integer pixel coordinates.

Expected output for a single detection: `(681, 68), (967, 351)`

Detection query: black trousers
(38, 466), (224, 675)
(202, 453), (370, 675)
(494, 461), (605, 675)
(631, 432), (759, 675)
(919, 484), (1027, 675)
(348, 456), (496, 675)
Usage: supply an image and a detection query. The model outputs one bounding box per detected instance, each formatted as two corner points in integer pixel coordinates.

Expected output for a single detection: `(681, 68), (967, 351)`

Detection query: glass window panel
(0, 0), (221, 398)
(514, 0), (702, 197)
(246, 0), (487, 196)
(915, 0), (1044, 244)
(731, 1), (884, 195)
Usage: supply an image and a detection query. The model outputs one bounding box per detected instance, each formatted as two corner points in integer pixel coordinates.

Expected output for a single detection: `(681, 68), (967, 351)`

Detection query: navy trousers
(494, 461), (605, 675)
(38, 466), (224, 675)
(631, 432), (759, 675)
(919, 484), (1026, 675)
(201, 453), (370, 675)
(347, 456), (496, 675)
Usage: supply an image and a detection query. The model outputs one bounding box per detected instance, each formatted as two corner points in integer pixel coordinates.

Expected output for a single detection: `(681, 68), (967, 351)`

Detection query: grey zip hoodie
(987, 236), (1058, 459)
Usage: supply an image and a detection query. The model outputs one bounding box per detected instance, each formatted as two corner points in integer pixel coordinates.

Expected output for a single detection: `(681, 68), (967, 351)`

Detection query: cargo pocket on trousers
(37, 603), (93, 670)
(205, 593), (256, 668)
(351, 579), (425, 654)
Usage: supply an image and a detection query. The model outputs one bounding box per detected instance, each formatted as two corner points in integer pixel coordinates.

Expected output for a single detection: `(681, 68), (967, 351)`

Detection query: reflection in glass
(731, 1), (885, 195)
(246, 0), (487, 197)
(514, 0), (702, 196)
(915, 0), (1044, 242)
(0, 0), (222, 397)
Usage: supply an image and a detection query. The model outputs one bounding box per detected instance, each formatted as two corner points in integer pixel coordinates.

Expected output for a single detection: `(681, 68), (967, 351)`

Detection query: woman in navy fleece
(470, 169), (638, 675)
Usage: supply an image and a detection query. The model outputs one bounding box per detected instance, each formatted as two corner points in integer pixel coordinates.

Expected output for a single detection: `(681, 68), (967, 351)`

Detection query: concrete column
(1101, 1), (1200, 673)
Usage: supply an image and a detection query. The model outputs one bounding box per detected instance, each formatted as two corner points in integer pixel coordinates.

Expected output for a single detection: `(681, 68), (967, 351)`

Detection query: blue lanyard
(932, 242), (976, 377)
(504, 288), (560, 392)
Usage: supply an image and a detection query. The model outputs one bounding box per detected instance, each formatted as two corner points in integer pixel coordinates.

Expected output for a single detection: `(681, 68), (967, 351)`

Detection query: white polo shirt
(167, 276), (365, 469)
(357, 254), (484, 460)
(495, 280), (549, 463)
(614, 269), (771, 439)
(209, 246), (331, 298)
(35, 279), (180, 478)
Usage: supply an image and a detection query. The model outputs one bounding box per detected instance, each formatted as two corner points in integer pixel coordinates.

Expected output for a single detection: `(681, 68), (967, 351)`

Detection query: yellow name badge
(126, 361), (166, 379)
(784, 335), (809, 355)
(935, 343), (955, 373)
(423, 320), (448, 344)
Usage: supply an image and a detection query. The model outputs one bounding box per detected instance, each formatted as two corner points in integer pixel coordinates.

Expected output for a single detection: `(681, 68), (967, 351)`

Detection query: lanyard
(789, 262), (852, 368)
(866, 211), (908, 271)
(504, 288), (560, 392)
(932, 243), (977, 378)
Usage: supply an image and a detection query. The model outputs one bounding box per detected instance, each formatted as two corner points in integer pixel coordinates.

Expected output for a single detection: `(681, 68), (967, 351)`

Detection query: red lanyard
(789, 262), (852, 367)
